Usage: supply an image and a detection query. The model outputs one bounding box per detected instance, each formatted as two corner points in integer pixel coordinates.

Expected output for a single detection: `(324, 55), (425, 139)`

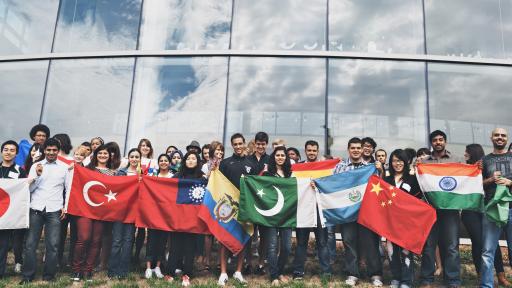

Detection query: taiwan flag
(358, 175), (436, 254)
(67, 165), (139, 223)
(137, 176), (210, 234)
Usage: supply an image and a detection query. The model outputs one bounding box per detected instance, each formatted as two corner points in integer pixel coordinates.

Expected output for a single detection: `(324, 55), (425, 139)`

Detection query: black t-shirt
(219, 154), (258, 190)
(0, 163), (27, 179)
(482, 152), (512, 202)
(248, 153), (270, 175)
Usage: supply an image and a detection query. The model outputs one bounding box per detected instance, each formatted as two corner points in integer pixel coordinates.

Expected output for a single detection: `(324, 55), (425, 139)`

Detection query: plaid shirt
(333, 158), (369, 174)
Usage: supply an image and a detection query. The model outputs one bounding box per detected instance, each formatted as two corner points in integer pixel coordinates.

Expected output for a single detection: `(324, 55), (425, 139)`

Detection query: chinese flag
(357, 175), (436, 254)
(67, 165), (139, 223)
(136, 176), (210, 234)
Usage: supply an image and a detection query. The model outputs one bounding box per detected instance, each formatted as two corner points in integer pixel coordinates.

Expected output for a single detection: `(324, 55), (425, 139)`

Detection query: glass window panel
(502, 0), (512, 58)
(226, 57), (325, 154)
(0, 61), (48, 142)
(139, 0), (231, 50)
(425, 0), (507, 59)
(127, 57), (228, 154)
(231, 0), (326, 51)
(0, 0), (59, 55)
(428, 63), (512, 154)
(329, 0), (424, 54)
(53, 0), (142, 52)
(42, 58), (134, 152)
(328, 59), (427, 158)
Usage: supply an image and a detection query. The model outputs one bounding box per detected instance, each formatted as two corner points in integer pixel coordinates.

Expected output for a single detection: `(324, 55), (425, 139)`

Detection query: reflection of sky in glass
(42, 58), (134, 152)
(429, 63), (512, 154)
(226, 57), (325, 153)
(231, 0), (326, 51)
(425, 0), (509, 59)
(127, 57), (227, 154)
(328, 59), (427, 157)
(0, 0), (58, 55)
(140, 0), (231, 50)
(0, 61), (48, 142)
(329, 0), (424, 54)
(54, 0), (141, 52)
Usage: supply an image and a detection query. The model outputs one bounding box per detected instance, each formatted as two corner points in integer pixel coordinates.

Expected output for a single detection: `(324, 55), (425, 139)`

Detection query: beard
(493, 142), (507, 150)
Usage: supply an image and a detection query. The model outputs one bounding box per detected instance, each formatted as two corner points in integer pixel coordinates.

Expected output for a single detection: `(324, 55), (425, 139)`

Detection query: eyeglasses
(392, 160), (404, 164)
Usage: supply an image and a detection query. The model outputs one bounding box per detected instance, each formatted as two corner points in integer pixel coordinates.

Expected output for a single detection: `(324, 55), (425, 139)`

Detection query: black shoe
(19, 278), (32, 285)
(243, 264), (252, 275)
(255, 265), (266, 275)
(42, 276), (55, 282)
(71, 272), (82, 282)
(84, 272), (93, 282)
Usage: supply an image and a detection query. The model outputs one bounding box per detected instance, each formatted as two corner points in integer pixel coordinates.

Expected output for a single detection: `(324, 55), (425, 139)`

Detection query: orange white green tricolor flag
(291, 159), (340, 179)
(416, 163), (484, 211)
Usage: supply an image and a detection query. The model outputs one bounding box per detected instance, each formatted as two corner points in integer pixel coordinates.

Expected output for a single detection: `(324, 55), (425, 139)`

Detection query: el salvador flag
(314, 164), (377, 226)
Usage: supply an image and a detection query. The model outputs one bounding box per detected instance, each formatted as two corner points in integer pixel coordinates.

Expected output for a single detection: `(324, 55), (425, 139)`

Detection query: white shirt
(29, 159), (70, 212)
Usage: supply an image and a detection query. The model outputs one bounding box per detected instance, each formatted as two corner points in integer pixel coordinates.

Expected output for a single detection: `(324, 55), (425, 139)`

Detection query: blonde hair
(272, 138), (285, 148)
(74, 146), (88, 157)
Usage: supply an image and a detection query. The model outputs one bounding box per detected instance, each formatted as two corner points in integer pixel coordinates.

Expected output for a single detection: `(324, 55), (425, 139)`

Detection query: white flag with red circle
(0, 179), (30, 229)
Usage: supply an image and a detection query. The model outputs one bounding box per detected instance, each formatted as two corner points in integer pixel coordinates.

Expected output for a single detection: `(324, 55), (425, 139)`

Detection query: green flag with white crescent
(485, 185), (512, 227)
(239, 176), (318, 228)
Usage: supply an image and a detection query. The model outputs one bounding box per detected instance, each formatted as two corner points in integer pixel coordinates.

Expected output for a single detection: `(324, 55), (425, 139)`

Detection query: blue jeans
(293, 226), (331, 276)
(327, 226), (337, 264)
(481, 209), (512, 288)
(22, 209), (61, 280)
(108, 222), (135, 277)
(390, 244), (414, 286)
(420, 209), (460, 286)
(266, 227), (292, 280)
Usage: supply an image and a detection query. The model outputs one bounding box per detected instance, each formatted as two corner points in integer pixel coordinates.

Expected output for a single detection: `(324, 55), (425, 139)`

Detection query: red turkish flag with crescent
(67, 165), (139, 223)
(358, 175), (437, 254)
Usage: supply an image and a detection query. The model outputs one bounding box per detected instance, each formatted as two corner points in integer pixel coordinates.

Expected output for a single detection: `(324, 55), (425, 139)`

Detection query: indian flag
(416, 163), (484, 211)
(291, 159), (340, 179)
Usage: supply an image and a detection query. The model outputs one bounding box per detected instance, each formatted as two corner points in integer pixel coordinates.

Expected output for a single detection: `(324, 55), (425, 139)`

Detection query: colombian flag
(291, 159), (340, 179)
(198, 170), (253, 255)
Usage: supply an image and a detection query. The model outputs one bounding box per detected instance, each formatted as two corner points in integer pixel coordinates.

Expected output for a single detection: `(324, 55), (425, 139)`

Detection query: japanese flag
(0, 179), (30, 229)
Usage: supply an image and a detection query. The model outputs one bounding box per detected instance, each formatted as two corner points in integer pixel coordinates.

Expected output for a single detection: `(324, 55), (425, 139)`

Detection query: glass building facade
(1, 0), (511, 158)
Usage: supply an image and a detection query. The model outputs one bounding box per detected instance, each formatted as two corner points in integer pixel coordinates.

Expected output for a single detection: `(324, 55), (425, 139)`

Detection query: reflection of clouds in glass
(429, 63), (512, 154)
(0, 61), (48, 141)
(127, 57), (227, 153)
(328, 59), (427, 157)
(43, 58), (134, 151)
(140, 0), (231, 50)
(231, 0), (326, 50)
(425, 0), (505, 58)
(54, 0), (141, 52)
(329, 0), (423, 54)
(0, 0), (58, 55)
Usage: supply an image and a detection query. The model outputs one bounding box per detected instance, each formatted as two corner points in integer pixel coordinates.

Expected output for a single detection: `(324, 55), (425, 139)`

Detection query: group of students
(0, 124), (511, 288)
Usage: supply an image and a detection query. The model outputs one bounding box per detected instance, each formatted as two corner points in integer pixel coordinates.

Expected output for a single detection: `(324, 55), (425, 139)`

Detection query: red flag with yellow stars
(357, 175), (437, 254)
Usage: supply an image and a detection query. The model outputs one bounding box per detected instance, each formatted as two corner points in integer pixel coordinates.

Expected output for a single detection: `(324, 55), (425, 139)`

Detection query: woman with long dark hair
(461, 144), (509, 286)
(169, 150), (183, 175)
(71, 145), (114, 282)
(167, 152), (205, 286)
(144, 154), (173, 279)
(108, 148), (141, 279)
(262, 146), (292, 286)
(384, 149), (421, 288)
(23, 143), (44, 172)
(83, 137), (104, 167)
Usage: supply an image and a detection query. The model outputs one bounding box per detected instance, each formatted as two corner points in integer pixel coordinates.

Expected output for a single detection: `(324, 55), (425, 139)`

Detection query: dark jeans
(168, 232), (196, 277)
(22, 209), (61, 280)
(359, 225), (383, 277)
(293, 226), (331, 276)
(461, 210), (504, 273)
(12, 229), (26, 264)
(109, 222), (135, 277)
(72, 217), (103, 274)
(266, 227), (291, 280)
(145, 229), (166, 265)
(420, 209), (460, 286)
(390, 244), (414, 286)
(133, 227), (146, 260)
(0, 230), (10, 277)
(327, 226), (337, 264)
(58, 215), (76, 266)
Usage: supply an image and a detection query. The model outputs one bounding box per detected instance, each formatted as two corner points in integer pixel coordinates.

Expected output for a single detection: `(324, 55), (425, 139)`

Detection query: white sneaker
(145, 268), (153, 279)
(233, 271), (247, 284)
(14, 263), (22, 273)
(371, 276), (383, 287)
(218, 273), (229, 286)
(345, 276), (358, 286)
(181, 275), (190, 287)
(390, 279), (400, 288)
(175, 268), (183, 276)
(153, 267), (164, 279)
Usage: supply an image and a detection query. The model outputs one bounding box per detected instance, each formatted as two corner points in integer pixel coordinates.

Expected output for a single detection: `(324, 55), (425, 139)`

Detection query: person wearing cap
(15, 124), (51, 167)
(186, 141), (201, 155)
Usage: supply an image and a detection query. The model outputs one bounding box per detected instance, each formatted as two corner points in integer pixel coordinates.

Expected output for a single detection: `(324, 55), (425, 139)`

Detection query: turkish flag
(67, 165), (139, 223)
(137, 176), (210, 234)
(357, 175), (437, 254)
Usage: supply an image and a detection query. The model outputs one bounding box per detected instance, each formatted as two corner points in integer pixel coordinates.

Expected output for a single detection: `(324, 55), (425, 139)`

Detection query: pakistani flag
(239, 176), (318, 228)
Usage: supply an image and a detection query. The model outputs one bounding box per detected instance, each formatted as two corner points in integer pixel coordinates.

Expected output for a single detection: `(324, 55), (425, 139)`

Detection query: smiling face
(287, 150), (298, 162)
(33, 131), (47, 145)
(2, 144), (17, 163)
(255, 140), (267, 156)
(91, 139), (102, 152)
(231, 137), (245, 156)
(491, 128), (508, 150)
(202, 147), (210, 161)
(128, 151), (141, 169)
(96, 149), (110, 166)
(362, 142), (374, 158)
(391, 155), (404, 174)
(214, 147), (224, 160)
(171, 153), (181, 166)
(73, 151), (85, 163)
(139, 141), (151, 158)
(348, 143), (362, 162)
(185, 154), (198, 169)
(44, 145), (59, 162)
(275, 149), (286, 167)
(158, 156), (170, 171)
(431, 135), (446, 153)
(305, 144), (318, 162)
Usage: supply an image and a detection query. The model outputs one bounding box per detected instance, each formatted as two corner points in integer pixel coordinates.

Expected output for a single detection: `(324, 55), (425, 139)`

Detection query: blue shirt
(28, 159), (70, 212)
(333, 158), (368, 174)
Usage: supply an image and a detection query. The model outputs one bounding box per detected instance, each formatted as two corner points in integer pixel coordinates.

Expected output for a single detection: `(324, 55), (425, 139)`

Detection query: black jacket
(219, 154), (257, 189)
(384, 173), (422, 199)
